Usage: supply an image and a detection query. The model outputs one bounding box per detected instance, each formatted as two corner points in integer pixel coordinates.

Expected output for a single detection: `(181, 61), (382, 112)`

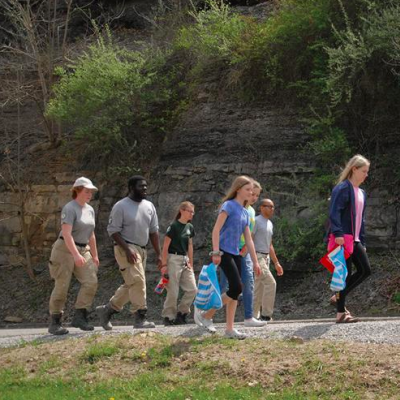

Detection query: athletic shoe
(225, 328), (247, 340)
(244, 317), (266, 327)
(194, 306), (216, 333)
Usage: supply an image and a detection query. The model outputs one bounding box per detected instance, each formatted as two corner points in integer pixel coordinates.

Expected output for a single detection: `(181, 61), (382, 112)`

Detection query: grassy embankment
(1, 332), (399, 399)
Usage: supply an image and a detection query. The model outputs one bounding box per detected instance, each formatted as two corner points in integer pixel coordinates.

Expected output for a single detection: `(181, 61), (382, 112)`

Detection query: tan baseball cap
(72, 177), (98, 190)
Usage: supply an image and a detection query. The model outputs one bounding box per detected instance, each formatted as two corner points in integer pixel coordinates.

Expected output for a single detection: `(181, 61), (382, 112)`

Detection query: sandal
(336, 313), (359, 324)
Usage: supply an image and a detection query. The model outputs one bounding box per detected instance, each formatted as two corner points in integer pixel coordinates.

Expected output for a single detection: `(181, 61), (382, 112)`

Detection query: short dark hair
(128, 175), (146, 191)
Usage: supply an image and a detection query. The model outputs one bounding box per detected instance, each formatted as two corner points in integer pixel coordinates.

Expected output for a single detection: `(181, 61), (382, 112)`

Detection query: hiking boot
(133, 309), (155, 329)
(163, 317), (175, 326)
(71, 308), (94, 331)
(48, 313), (69, 336)
(96, 303), (118, 331)
(174, 312), (188, 325)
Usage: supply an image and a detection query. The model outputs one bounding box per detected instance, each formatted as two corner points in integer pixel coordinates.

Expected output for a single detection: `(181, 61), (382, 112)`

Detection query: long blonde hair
(221, 176), (253, 204)
(175, 201), (195, 220)
(337, 154), (370, 184)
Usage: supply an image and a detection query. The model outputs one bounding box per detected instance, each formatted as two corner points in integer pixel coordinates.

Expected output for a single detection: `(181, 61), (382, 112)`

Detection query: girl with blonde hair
(194, 176), (261, 339)
(161, 201), (197, 325)
(328, 154), (371, 323)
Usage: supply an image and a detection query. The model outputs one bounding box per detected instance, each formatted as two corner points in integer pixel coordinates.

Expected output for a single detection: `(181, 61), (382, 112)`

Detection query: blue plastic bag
(329, 246), (348, 292)
(194, 263), (223, 311)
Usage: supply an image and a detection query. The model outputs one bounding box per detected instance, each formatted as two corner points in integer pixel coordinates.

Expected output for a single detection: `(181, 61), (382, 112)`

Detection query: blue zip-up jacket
(329, 179), (367, 246)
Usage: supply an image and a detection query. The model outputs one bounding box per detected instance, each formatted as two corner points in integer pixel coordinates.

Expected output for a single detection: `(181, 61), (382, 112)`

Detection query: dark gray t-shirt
(253, 215), (273, 254)
(59, 200), (95, 244)
(107, 197), (159, 247)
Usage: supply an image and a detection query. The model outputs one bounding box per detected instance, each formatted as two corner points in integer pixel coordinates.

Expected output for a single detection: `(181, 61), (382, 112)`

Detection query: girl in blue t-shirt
(194, 176), (261, 339)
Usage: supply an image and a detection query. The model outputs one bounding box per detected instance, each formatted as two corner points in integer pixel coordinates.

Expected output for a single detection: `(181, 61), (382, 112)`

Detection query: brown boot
(48, 313), (69, 335)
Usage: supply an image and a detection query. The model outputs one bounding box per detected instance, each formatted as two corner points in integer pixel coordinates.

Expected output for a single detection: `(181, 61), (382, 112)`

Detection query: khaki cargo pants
(161, 254), (197, 320)
(48, 238), (98, 315)
(253, 253), (277, 318)
(110, 244), (147, 314)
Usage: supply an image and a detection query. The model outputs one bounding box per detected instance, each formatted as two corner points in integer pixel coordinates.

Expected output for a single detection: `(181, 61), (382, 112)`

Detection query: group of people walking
(47, 154), (372, 338)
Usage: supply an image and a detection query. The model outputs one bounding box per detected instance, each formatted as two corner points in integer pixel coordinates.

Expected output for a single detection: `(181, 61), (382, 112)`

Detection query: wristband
(209, 250), (224, 256)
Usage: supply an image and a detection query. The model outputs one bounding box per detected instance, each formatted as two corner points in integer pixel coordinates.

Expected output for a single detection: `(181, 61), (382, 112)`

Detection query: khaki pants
(48, 239), (98, 314)
(110, 244), (147, 313)
(161, 254), (197, 320)
(253, 253), (276, 318)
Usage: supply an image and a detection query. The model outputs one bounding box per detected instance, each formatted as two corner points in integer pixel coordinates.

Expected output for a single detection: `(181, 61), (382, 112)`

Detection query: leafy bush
(46, 29), (152, 158)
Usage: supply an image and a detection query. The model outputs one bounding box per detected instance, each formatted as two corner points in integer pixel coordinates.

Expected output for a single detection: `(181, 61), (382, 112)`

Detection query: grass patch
(0, 333), (400, 399)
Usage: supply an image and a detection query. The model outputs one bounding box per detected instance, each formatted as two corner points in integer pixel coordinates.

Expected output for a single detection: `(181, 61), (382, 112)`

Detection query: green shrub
(46, 29), (152, 158)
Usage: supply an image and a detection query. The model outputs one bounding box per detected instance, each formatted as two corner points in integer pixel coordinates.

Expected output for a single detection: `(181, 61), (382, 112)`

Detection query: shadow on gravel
(180, 326), (214, 338)
(291, 323), (332, 340)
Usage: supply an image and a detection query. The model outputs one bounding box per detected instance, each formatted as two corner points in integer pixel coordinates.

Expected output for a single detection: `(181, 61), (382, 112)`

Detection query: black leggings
(219, 252), (242, 300)
(337, 242), (371, 313)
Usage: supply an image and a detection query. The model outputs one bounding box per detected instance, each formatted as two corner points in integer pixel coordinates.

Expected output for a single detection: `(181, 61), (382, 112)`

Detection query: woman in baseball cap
(47, 177), (99, 335)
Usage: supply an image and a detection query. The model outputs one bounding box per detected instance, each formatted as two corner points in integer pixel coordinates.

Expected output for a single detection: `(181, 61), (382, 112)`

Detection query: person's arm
(161, 236), (172, 270)
(244, 226), (261, 276)
(188, 238), (194, 269)
(270, 242), (283, 276)
(112, 232), (137, 264)
(329, 184), (349, 246)
(211, 212), (228, 265)
(62, 224), (86, 267)
(88, 232), (99, 267)
(150, 231), (163, 270)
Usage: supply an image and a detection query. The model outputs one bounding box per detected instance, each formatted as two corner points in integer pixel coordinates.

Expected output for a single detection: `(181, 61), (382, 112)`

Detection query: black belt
(117, 240), (146, 249)
(59, 237), (87, 247)
(257, 251), (269, 255)
(169, 251), (186, 256)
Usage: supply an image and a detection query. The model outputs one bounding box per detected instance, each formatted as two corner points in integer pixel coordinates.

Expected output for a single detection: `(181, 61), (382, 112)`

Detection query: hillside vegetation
(45, 0), (400, 261)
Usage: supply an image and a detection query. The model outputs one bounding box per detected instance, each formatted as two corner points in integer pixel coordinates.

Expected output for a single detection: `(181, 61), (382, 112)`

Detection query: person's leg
(48, 239), (74, 315)
(260, 256), (276, 318)
(72, 247), (98, 330)
(109, 245), (135, 311)
(241, 253), (254, 320)
(336, 257), (352, 314)
(219, 270), (228, 294)
(202, 253), (242, 326)
(48, 239), (74, 335)
(343, 242), (371, 295)
(253, 254), (266, 319)
(177, 262), (197, 318)
(162, 254), (184, 321)
(74, 247), (98, 310)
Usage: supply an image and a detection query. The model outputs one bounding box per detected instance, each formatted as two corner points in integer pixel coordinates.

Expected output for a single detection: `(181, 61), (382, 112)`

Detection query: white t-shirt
(253, 215), (273, 254)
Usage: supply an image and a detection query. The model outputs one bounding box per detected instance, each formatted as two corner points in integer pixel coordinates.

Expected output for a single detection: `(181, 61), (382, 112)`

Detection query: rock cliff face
(150, 100), (314, 258)
(0, 98), (398, 269)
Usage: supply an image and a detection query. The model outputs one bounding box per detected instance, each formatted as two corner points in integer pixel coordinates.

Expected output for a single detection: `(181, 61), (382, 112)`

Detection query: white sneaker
(194, 307), (216, 332)
(244, 317), (266, 327)
(194, 306), (203, 327)
(225, 328), (247, 340)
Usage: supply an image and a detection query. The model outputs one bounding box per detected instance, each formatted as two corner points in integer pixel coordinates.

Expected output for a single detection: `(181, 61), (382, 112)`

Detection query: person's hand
(125, 248), (138, 264)
(335, 237), (345, 246)
(156, 256), (163, 271)
(74, 254), (86, 267)
(253, 262), (261, 277)
(212, 255), (221, 265)
(161, 266), (168, 275)
(275, 263), (284, 276)
(239, 245), (247, 257)
(93, 256), (100, 267)
(186, 261), (193, 270)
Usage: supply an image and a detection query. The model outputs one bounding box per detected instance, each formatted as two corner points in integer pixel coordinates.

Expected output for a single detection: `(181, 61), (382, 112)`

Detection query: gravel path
(1, 317), (400, 348)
